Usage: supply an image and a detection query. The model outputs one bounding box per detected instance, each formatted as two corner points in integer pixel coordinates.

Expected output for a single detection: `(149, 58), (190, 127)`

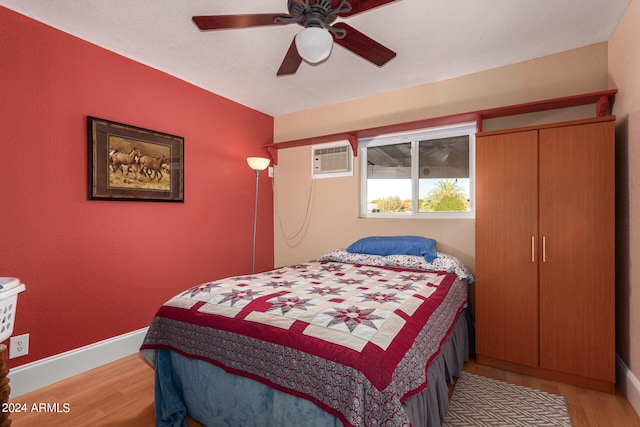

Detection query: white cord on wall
(271, 168), (315, 242)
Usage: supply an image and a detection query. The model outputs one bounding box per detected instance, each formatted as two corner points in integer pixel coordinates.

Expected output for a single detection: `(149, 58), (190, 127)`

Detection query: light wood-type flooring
(7, 354), (640, 426)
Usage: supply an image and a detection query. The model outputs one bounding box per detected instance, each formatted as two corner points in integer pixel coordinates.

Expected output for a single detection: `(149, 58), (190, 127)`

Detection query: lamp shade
(247, 157), (270, 171)
(295, 27), (333, 64)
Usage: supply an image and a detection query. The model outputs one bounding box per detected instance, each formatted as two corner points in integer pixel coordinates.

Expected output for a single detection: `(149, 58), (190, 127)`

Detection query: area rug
(442, 372), (572, 426)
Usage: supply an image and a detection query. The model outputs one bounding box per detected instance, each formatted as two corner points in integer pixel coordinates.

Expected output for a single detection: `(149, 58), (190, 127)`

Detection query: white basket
(0, 278), (26, 343)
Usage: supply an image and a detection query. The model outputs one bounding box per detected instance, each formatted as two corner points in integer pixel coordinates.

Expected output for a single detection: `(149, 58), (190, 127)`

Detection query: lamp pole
(251, 168), (261, 274)
(246, 157), (270, 274)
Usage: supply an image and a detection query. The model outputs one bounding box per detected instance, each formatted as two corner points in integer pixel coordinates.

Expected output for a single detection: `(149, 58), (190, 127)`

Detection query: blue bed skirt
(148, 308), (473, 427)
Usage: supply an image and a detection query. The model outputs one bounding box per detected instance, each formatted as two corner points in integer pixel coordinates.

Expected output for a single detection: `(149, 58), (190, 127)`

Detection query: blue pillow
(346, 236), (437, 262)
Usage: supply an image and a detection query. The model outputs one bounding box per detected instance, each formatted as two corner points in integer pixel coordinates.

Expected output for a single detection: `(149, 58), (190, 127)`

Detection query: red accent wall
(0, 7), (274, 368)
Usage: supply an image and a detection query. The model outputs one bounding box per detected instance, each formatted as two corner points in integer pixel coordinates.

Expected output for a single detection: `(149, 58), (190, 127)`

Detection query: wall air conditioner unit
(312, 140), (354, 179)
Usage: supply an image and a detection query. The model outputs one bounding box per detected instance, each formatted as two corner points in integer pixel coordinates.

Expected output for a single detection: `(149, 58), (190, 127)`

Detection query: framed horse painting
(88, 116), (184, 202)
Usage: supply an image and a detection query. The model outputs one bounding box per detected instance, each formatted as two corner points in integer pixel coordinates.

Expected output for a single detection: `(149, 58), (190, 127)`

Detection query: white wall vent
(312, 140), (353, 179)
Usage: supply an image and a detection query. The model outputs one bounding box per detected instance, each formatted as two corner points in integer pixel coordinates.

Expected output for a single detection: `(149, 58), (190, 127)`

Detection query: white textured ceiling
(0, 0), (630, 116)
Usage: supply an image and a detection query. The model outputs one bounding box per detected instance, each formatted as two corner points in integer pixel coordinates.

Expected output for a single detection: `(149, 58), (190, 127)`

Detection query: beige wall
(609, 0), (640, 395)
(272, 143), (475, 267)
(274, 43), (608, 143)
(272, 43), (610, 271)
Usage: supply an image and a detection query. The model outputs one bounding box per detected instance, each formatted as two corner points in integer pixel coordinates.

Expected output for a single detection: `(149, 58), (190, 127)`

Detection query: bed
(140, 236), (474, 427)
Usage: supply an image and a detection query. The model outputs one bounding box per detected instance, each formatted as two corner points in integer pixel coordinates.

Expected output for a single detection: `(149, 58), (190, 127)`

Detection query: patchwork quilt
(141, 261), (468, 427)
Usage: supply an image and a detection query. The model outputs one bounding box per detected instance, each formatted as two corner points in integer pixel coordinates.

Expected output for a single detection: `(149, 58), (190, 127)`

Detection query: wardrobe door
(476, 130), (540, 367)
(538, 120), (615, 382)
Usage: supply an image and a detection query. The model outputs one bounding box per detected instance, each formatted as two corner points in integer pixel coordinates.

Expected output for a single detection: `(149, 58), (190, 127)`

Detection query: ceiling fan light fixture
(295, 27), (333, 64)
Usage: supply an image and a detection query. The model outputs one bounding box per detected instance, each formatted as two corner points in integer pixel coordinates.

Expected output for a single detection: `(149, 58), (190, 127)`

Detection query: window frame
(359, 121), (476, 219)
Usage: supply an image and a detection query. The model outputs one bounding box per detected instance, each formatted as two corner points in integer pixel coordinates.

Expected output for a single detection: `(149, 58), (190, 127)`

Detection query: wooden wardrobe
(475, 116), (616, 393)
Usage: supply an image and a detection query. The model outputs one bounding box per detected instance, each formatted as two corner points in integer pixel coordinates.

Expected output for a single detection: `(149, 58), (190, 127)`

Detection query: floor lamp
(247, 157), (270, 274)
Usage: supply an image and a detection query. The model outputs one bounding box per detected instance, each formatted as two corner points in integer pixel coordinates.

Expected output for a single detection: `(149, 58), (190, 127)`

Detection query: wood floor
(6, 354), (640, 427)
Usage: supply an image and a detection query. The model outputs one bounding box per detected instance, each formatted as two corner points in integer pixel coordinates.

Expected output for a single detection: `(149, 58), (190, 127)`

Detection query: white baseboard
(617, 354), (640, 417)
(7, 327), (148, 398)
(7, 334), (640, 417)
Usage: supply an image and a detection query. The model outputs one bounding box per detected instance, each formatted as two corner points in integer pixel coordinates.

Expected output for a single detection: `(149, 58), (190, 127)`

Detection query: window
(360, 122), (476, 218)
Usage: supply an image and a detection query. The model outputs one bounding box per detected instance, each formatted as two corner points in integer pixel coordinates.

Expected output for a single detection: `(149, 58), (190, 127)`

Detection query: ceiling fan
(192, 0), (398, 76)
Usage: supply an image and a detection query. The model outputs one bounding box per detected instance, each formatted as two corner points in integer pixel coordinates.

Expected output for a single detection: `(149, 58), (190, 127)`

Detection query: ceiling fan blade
(277, 38), (303, 76)
(192, 14), (291, 30)
(336, 0), (398, 17)
(331, 22), (396, 66)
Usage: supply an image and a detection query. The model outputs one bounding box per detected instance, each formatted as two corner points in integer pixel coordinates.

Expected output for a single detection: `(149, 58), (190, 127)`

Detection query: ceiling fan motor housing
(291, 0), (352, 30)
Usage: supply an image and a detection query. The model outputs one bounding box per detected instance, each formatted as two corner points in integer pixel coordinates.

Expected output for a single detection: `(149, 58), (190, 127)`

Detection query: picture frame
(88, 116), (184, 202)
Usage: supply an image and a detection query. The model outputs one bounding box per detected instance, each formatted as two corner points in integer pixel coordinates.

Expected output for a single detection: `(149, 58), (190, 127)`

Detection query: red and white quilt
(141, 261), (468, 427)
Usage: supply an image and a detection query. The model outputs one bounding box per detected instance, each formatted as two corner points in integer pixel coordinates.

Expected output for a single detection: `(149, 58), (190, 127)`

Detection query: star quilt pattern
(142, 261), (468, 427)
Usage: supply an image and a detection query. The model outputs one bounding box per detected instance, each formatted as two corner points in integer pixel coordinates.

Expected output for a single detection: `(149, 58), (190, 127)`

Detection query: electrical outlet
(9, 333), (29, 359)
(268, 166), (274, 178)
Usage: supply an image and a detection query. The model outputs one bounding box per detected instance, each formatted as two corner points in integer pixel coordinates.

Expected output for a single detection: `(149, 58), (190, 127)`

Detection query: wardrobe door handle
(542, 236), (546, 263)
(531, 236), (535, 262)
